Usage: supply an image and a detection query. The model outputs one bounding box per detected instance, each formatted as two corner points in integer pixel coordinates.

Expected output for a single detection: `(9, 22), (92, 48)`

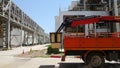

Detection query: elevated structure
(0, 0), (49, 48)
(56, 0), (120, 33)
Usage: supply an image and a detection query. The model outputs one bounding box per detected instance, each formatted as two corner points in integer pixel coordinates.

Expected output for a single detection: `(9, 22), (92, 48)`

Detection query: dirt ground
(16, 49), (48, 58)
(16, 49), (63, 58)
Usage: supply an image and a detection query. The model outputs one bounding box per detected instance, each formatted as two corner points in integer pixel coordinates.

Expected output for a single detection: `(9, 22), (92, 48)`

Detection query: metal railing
(65, 32), (120, 38)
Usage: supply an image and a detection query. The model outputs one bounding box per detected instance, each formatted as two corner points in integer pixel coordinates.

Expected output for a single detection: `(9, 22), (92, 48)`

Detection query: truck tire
(81, 55), (85, 62)
(86, 53), (104, 67)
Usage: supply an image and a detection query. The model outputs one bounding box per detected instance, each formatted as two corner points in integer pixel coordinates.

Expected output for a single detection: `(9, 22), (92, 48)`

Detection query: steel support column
(109, 0), (112, 10)
(84, 0), (87, 10)
(23, 31), (27, 46)
(20, 11), (23, 47)
(20, 26), (23, 47)
(32, 33), (34, 45)
(114, 0), (119, 33)
(7, 0), (12, 49)
(38, 35), (40, 44)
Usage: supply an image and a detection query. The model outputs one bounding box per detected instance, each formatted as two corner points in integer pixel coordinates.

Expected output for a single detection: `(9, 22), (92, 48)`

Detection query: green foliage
(52, 48), (59, 54)
(47, 46), (53, 54)
(47, 45), (60, 54)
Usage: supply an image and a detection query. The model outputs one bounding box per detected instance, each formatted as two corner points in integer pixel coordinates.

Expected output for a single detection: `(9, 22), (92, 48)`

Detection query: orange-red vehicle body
(64, 35), (120, 51)
(51, 16), (120, 62)
(62, 16), (120, 53)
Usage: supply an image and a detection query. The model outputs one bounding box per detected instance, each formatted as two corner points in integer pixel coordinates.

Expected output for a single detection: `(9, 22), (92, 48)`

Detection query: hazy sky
(13, 0), (75, 33)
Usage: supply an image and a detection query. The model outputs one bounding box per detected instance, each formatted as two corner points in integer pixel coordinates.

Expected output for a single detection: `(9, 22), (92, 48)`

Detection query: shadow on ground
(39, 63), (120, 68)
(39, 65), (55, 68)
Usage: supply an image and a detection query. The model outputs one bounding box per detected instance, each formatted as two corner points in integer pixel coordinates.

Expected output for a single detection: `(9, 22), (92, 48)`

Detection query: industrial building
(55, 0), (120, 35)
(0, 0), (49, 49)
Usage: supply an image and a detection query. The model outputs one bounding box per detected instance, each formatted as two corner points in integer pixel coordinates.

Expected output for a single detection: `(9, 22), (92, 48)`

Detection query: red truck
(50, 16), (120, 67)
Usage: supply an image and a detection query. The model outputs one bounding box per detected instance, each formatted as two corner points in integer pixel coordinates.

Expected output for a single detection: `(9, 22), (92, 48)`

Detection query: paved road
(59, 62), (120, 68)
(0, 57), (60, 68)
(0, 56), (120, 68)
(0, 44), (55, 68)
(0, 44), (120, 68)
(0, 57), (31, 68)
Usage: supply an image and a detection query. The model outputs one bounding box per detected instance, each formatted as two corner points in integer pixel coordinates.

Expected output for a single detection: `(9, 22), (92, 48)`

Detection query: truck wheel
(81, 55), (85, 62)
(86, 53), (104, 67)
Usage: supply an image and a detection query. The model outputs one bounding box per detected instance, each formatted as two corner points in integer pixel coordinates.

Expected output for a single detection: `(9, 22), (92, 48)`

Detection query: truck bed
(64, 36), (120, 51)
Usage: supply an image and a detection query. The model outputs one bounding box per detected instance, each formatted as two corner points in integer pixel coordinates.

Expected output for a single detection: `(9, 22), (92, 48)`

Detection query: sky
(13, 0), (75, 33)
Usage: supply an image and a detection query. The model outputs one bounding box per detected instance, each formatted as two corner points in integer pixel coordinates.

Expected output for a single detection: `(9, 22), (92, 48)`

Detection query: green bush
(47, 46), (52, 54)
(47, 45), (59, 54)
(52, 48), (59, 54)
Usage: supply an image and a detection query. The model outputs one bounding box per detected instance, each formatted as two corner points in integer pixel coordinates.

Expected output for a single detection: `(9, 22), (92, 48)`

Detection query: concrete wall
(11, 27), (41, 46)
(0, 38), (3, 47)
(11, 28), (21, 47)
